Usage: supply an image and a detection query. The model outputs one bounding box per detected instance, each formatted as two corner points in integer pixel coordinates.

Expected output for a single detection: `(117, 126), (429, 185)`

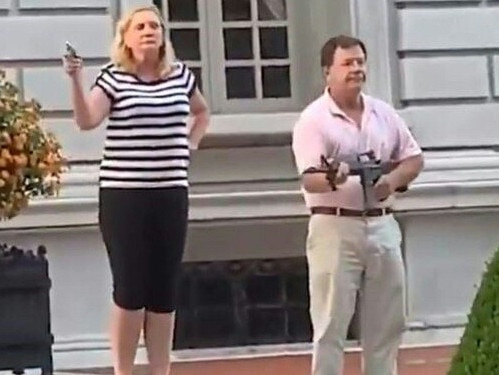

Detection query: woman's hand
(62, 54), (83, 80)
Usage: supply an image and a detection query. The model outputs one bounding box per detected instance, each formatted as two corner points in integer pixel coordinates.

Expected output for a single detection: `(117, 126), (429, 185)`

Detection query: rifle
(303, 150), (408, 208)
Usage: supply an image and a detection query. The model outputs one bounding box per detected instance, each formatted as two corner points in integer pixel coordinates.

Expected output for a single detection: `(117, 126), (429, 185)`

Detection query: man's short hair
(320, 35), (367, 68)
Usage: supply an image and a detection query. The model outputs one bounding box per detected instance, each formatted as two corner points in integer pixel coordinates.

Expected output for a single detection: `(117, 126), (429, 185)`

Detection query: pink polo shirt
(292, 89), (422, 210)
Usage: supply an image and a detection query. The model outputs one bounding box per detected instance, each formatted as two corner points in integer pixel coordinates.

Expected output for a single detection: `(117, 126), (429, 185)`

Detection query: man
(291, 35), (424, 375)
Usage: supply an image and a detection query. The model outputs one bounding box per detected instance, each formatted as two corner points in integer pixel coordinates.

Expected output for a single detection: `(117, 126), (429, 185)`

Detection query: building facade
(1, 0), (499, 370)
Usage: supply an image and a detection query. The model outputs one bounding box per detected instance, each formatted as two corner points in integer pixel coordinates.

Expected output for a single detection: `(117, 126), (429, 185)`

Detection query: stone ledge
(1, 150), (498, 230)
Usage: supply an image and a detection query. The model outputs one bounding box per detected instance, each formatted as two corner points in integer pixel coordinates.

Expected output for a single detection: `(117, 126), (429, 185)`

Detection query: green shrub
(447, 246), (499, 375)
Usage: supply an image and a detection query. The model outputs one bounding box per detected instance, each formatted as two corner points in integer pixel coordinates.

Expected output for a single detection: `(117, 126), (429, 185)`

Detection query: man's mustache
(347, 73), (366, 81)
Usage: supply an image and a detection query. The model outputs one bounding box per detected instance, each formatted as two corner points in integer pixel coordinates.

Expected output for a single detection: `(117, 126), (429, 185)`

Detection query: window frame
(156, 0), (211, 96)
(156, 0), (341, 115)
(205, 0), (300, 114)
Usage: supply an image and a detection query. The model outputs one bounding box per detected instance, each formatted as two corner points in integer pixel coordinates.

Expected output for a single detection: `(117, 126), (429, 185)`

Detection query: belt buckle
(361, 208), (382, 217)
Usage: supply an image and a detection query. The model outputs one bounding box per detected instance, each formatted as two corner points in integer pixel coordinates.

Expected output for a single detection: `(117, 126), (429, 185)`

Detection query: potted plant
(0, 69), (67, 219)
(0, 68), (68, 375)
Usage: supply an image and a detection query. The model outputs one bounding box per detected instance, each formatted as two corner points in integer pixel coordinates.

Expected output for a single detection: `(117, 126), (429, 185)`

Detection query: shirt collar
(323, 87), (375, 118)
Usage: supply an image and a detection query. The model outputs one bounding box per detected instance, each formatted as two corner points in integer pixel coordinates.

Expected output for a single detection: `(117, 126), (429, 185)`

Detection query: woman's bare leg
(110, 303), (144, 375)
(144, 311), (176, 375)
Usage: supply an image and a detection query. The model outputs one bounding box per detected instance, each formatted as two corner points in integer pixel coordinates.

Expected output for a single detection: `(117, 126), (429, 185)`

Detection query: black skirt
(98, 186), (188, 313)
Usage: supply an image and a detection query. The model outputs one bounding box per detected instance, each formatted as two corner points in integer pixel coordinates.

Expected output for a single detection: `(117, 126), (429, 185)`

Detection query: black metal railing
(174, 257), (360, 349)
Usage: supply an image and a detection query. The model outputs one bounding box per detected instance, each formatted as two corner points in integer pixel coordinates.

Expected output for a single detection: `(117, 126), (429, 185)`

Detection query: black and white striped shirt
(93, 61), (196, 189)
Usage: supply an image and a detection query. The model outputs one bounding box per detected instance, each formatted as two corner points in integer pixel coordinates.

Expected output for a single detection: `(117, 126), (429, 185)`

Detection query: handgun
(65, 41), (79, 58)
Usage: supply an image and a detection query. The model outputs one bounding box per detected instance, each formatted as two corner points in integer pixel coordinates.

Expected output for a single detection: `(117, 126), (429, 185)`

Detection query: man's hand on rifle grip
(320, 156), (349, 190)
(373, 174), (396, 201)
(301, 156), (350, 193)
(333, 162), (350, 186)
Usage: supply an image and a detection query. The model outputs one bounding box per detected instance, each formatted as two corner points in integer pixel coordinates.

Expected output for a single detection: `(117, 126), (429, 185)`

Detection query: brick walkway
(171, 345), (455, 375)
(74, 345), (456, 375)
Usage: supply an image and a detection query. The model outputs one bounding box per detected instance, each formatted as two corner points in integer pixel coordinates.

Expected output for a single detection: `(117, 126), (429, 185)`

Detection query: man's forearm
(388, 154), (424, 189)
(302, 173), (333, 193)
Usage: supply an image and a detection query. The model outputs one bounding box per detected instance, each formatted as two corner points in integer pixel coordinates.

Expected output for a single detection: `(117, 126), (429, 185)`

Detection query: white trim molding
(2, 149), (499, 231)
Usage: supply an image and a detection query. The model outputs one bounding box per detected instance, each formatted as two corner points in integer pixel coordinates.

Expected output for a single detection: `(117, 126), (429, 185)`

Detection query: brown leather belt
(310, 206), (393, 217)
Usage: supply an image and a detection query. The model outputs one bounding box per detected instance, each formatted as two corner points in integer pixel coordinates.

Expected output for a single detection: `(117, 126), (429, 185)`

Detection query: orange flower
(0, 68), (68, 221)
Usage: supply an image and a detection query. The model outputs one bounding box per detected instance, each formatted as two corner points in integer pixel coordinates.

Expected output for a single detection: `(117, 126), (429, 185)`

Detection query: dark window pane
(226, 67), (256, 99)
(167, 0), (199, 21)
(223, 28), (253, 60)
(222, 0), (251, 21)
(260, 27), (288, 59)
(262, 65), (291, 98)
(169, 29), (200, 61)
(257, 0), (287, 20)
(190, 67), (203, 92)
(153, 0), (163, 11)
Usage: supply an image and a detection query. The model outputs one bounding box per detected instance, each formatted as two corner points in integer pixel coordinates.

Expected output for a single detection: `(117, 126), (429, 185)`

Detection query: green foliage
(447, 247), (499, 375)
(0, 69), (67, 220)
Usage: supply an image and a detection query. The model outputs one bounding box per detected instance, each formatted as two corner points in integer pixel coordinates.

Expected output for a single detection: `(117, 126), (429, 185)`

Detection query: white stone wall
(0, 0), (116, 164)
(354, 0), (499, 149)
(395, 1), (499, 148)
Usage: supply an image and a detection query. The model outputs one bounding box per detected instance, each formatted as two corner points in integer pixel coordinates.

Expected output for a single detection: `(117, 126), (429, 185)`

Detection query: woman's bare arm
(188, 88), (210, 149)
(71, 79), (111, 131)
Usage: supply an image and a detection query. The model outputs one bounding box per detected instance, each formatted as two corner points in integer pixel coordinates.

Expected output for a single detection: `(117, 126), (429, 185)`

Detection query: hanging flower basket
(0, 69), (68, 221)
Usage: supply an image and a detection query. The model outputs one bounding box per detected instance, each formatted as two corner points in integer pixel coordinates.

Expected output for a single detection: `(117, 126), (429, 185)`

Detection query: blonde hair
(110, 5), (176, 77)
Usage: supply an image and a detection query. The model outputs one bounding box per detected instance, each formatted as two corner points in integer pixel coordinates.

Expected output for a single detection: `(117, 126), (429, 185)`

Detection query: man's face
(325, 45), (367, 92)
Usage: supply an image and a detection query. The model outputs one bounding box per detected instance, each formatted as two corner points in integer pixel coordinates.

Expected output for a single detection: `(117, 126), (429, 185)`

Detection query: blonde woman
(63, 5), (210, 375)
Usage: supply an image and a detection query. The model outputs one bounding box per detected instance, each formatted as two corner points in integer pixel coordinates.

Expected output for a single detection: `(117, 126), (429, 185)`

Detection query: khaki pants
(306, 214), (406, 375)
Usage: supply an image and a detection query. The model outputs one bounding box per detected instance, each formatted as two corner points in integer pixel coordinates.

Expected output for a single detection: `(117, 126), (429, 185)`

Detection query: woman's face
(124, 10), (163, 59)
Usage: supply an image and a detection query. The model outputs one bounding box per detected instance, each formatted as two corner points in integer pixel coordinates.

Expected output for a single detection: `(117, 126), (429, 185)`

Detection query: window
(154, 0), (205, 92)
(155, 0), (299, 114)
(215, 0), (293, 109)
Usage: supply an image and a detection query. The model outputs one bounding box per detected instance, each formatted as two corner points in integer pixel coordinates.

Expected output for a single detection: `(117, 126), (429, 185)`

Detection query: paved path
(64, 345), (455, 375)
(171, 346), (454, 375)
